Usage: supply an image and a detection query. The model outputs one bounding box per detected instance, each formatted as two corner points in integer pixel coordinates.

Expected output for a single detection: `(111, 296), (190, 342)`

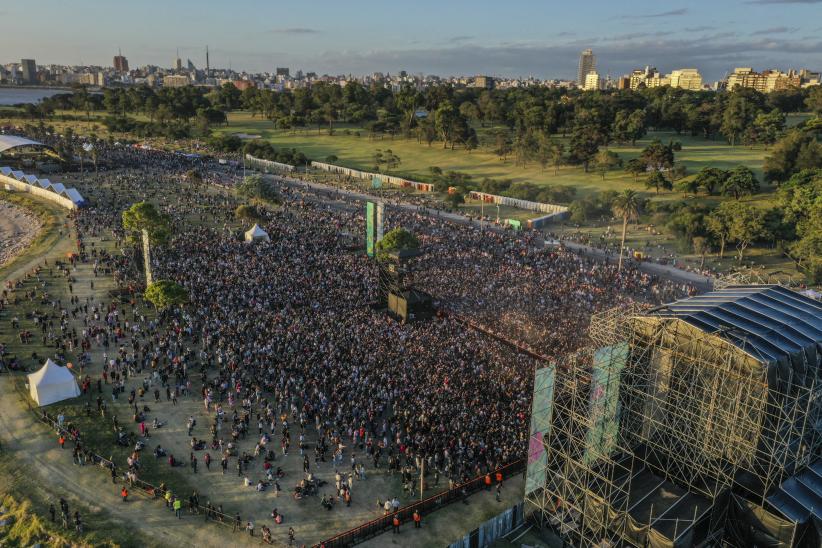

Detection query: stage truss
(525, 304), (821, 547)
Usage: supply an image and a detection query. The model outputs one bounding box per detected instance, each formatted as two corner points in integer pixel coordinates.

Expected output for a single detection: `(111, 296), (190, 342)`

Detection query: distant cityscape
(1, 47), (820, 94)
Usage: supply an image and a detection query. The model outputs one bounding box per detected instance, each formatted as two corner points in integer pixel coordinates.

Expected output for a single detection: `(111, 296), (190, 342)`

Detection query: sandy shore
(0, 200), (43, 268)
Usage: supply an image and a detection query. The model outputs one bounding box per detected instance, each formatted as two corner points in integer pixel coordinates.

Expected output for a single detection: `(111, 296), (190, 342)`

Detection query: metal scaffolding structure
(526, 292), (821, 547)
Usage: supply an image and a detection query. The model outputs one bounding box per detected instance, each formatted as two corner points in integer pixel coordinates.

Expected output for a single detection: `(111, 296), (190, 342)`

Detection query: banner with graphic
(525, 366), (556, 496)
(376, 202), (384, 243)
(583, 342), (629, 464)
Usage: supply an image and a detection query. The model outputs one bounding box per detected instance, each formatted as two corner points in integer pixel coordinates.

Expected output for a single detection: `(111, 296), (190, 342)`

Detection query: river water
(0, 88), (68, 105)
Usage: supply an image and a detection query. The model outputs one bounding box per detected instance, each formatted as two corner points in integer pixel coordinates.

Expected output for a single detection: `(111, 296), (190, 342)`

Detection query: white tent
(27, 359), (81, 406)
(244, 224), (270, 242)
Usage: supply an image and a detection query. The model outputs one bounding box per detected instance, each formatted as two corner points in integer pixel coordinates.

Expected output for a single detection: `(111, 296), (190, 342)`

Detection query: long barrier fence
(310, 161), (435, 192)
(467, 191), (569, 228)
(448, 501), (525, 548)
(0, 169), (84, 210)
(244, 154), (295, 173)
(314, 459), (525, 548)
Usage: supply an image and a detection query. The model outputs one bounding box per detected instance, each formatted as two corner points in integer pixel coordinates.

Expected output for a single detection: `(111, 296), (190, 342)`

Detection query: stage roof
(646, 285), (821, 369)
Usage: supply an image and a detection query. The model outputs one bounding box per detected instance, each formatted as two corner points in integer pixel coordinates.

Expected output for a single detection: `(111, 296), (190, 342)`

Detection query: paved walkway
(267, 174), (714, 291)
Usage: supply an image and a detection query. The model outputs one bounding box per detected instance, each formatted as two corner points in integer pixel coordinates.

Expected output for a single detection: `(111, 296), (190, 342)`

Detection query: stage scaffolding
(526, 302), (821, 547)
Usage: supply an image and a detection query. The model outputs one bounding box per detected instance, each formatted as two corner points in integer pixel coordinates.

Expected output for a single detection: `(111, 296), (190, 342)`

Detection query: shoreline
(0, 199), (44, 269)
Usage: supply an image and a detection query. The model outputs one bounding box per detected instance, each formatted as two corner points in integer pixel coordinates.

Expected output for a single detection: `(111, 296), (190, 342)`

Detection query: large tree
(144, 280), (189, 310)
(122, 201), (171, 245)
(722, 166), (760, 199)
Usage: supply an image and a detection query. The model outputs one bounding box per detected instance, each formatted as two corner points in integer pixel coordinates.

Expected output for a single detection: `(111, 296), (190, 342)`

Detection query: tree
(612, 190), (642, 272)
(693, 167), (727, 196)
(806, 86), (822, 117)
(727, 203), (765, 262)
(722, 166), (760, 199)
(706, 202), (736, 259)
(692, 236), (710, 269)
(721, 93), (756, 146)
(433, 101), (459, 149)
(550, 141), (565, 175)
(593, 150), (622, 180)
(625, 158), (646, 181)
(492, 129), (513, 161)
(235, 204), (262, 222)
(778, 169), (822, 281)
(144, 280), (189, 310)
(375, 227), (420, 261)
(236, 174), (280, 204)
(122, 201), (170, 245)
(764, 129), (822, 183)
(639, 140), (675, 172)
(568, 124), (603, 172)
(645, 171), (672, 193)
(446, 191), (465, 209)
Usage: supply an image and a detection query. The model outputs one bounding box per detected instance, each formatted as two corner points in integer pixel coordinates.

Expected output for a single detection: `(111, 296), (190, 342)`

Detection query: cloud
(755, 26), (799, 33)
(449, 36), (474, 43)
(683, 26), (715, 32)
(621, 8), (688, 18)
(271, 28), (319, 34)
(309, 35), (822, 81)
(746, 0), (822, 3)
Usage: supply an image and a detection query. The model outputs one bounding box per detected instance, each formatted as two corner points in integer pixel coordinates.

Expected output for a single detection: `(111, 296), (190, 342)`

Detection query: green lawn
(217, 111), (781, 202)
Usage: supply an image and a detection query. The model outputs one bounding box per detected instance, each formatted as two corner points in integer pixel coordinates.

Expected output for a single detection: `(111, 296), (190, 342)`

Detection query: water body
(0, 87), (69, 105)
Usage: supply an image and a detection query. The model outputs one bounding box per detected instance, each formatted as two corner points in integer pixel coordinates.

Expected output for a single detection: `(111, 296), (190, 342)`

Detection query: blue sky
(2, 0), (821, 80)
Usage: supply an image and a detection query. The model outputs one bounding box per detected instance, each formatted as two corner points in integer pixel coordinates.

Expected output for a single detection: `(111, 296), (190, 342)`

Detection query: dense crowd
(1, 141), (692, 542)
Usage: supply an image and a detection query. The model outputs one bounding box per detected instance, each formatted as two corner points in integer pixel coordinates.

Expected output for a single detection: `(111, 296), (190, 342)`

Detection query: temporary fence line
(467, 191), (569, 218)
(310, 161), (434, 192)
(244, 154), (295, 173)
(314, 459), (525, 548)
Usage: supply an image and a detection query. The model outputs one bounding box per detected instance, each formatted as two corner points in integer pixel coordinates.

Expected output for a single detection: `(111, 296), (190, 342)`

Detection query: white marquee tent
(244, 224), (270, 242)
(27, 359), (81, 406)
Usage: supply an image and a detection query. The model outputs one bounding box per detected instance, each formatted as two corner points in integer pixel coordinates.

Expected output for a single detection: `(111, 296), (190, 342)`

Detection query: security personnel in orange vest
(121, 486), (128, 502)
(495, 471), (503, 484)
(413, 510), (421, 528)
(484, 473), (492, 490)
(392, 515), (401, 534)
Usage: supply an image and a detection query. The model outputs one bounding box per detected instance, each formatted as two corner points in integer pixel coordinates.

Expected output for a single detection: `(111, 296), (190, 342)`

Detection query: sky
(2, 0), (821, 81)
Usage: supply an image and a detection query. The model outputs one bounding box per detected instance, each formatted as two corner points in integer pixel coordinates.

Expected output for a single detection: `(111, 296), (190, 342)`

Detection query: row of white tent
(0, 166), (85, 206)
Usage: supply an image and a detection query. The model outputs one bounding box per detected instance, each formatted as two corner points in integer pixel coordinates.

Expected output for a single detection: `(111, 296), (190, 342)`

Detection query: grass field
(216, 111), (781, 200)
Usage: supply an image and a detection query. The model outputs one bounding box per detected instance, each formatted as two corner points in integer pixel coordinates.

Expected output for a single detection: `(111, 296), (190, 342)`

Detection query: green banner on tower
(366, 201), (376, 257)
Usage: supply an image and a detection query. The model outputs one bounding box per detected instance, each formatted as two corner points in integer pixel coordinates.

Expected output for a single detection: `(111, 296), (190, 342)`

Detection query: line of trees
(13, 83), (820, 160)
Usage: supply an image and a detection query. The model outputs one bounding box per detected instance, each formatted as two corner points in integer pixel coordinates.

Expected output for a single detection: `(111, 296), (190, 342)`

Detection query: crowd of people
(0, 137), (693, 543)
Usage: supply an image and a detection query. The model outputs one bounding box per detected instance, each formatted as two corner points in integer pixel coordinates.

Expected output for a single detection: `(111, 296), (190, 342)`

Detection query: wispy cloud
(746, 0), (822, 4)
(684, 26), (715, 32)
(271, 28), (319, 34)
(755, 26), (799, 33)
(449, 35), (474, 43)
(621, 8), (688, 18)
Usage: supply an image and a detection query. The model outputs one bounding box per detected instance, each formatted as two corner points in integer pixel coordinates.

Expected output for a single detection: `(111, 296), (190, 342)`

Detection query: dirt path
(0, 375), (238, 548)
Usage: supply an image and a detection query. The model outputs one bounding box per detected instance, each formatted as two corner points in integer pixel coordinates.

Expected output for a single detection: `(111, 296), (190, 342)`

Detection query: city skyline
(1, 0), (821, 81)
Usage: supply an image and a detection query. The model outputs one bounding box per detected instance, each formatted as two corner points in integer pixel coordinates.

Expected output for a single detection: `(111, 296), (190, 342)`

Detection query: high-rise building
(577, 49), (596, 86)
(583, 72), (602, 91)
(727, 68), (801, 93)
(668, 69), (703, 90)
(473, 75), (495, 89)
(175, 49), (182, 71)
(20, 58), (37, 84)
(163, 74), (190, 88)
(276, 67), (290, 77)
(113, 50), (129, 73)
